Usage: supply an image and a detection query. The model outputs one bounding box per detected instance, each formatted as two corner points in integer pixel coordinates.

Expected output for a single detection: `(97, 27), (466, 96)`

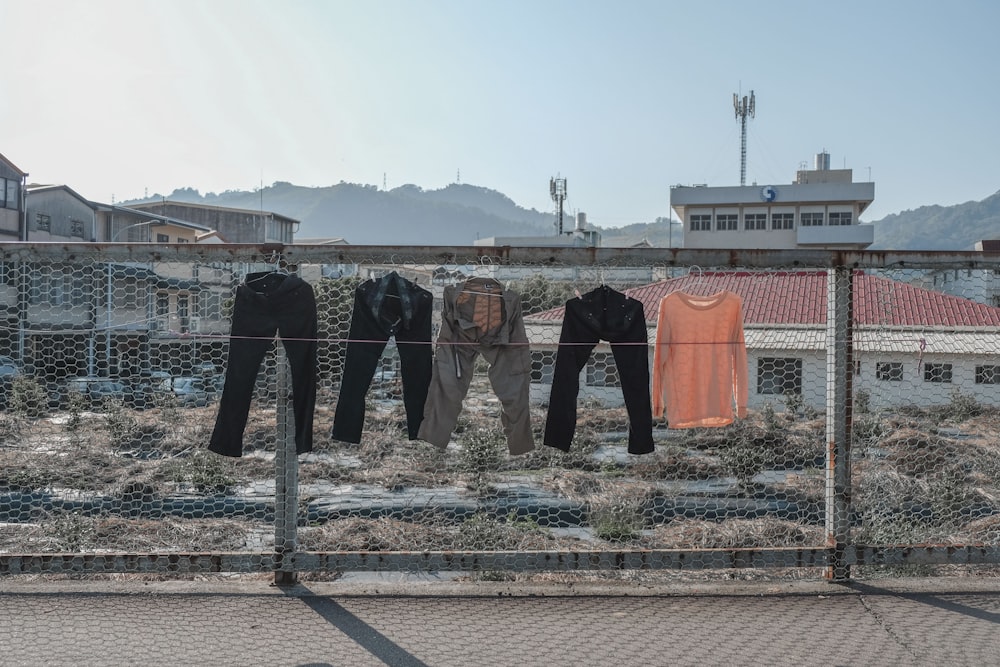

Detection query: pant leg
(543, 309), (599, 451)
(417, 341), (477, 449)
(395, 300), (433, 440)
(276, 282), (319, 454)
(209, 287), (279, 457)
(610, 335), (655, 455)
(482, 343), (535, 455)
(331, 290), (389, 444)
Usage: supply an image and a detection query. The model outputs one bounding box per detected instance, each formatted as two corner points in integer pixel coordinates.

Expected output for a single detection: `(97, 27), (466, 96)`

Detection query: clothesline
(164, 331), (934, 349)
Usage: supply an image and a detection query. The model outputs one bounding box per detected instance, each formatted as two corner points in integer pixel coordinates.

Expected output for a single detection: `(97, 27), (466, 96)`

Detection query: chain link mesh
(1, 246), (999, 582)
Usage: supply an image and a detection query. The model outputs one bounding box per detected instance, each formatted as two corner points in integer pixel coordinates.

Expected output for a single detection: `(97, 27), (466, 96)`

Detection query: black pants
(331, 274), (433, 443)
(543, 286), (654, 455)
(209, 273), (318, 457)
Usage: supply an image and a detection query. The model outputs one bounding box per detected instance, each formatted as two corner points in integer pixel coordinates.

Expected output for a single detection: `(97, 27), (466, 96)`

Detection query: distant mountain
(869, 190), (1000, 250)
(128, 182), (1000, 250)
(129, 182), (555, 245)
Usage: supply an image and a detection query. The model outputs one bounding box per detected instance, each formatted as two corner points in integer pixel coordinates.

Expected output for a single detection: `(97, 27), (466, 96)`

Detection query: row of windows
(689, 211), (853, 232)
(35, 213), (86, 238)
(530, 353), (803, 394)
(154, 291), (223, 318)
(876, 361), (1000, 385)
(156, 233), (190, 243)
(529, 354), (1000, 395)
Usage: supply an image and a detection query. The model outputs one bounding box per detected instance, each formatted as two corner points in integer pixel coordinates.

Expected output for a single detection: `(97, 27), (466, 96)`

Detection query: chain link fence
(1, 244), (999, 583)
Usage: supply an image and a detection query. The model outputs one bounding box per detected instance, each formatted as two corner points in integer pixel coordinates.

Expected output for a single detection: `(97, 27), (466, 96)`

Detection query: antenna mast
(733, 89), (755, 186)
(550, 177), (567, 235)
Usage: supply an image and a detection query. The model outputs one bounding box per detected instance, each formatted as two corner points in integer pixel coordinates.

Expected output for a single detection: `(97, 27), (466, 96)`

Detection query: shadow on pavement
(283, 584), (430, 667)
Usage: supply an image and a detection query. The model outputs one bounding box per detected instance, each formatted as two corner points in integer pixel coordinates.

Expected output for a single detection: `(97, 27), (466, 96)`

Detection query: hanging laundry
(331, 271), (434, 444)
(418, 277), (534, 455)
(652, 290), (748, 428)
(209, 271), (318, 457)
(544, 285), (654, 454)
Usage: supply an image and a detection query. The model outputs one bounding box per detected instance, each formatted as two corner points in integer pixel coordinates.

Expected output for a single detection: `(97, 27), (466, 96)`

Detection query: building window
(36, 213), (51, 232)
(829, 212), (853, 226)
(771, 213), (794, 230)
(876, 362), (903, 381)
(200, 289), (223, 319)
(156, 233), (170, 243)
(716, 214), (738, 231)
(586, 352), (621, 387)
(757, 357), (802, 395)
(156, 294), (170, 317)
(3, 178), (17, 209)
(744, 213), (767, 230)
(29, 266), (84, 307)
(801, 212), (824, 227)
(923, 363), (953, 383)
(178, 237), (189, 243)
(690, 214), (712, 231)
(976, 365), (1000, 384)
(116, 279), (147, 309)
(530, 351), (555, 384)
(70, 220), (85, 238)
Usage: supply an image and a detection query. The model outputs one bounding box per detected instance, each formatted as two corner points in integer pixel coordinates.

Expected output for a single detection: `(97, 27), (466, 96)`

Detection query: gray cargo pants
(417, 278), (534, 455)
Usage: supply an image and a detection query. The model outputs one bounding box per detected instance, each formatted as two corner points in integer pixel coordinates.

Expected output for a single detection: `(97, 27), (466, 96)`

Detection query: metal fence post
(273, 344), (298, 585)
(825, 266), (854, 581)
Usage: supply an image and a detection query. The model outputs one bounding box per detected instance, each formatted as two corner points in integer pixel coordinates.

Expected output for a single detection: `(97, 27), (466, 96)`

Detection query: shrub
(102, 399), (141, 448)
(165, 451), (237, 493)
(941, 388), (983, 422)
(9, 376), (49, 418)
(590, 495), (644, 542)
(460, 427), (505, 490)
(719, 441), (769, 490)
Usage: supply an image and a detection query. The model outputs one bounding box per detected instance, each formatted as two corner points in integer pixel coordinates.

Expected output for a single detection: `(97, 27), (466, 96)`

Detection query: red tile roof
(528, 271), (1000, 327)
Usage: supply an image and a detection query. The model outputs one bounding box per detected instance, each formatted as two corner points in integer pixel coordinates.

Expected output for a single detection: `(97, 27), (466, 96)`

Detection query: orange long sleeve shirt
(652, 290), (748, 428)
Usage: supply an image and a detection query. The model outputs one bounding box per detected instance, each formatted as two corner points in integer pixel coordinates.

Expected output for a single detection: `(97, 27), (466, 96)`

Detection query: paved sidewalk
(1, 577), (999, 666)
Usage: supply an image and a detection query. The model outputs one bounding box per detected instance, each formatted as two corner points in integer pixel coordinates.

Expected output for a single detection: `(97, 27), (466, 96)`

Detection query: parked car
(127, 371), (173, 409)
(167, 376), (213, 407)
(62, 376), (128, 407)
(0, 356), (20, 378)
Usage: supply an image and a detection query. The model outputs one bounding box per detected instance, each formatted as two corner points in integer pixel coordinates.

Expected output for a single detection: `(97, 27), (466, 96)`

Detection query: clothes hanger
(682, 265), (718, 296)
(459, 276), (504, 296)
(245, 251), (289, 285)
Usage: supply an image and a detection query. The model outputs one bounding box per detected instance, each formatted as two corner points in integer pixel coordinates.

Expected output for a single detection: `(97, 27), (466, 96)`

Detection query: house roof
(27, 184), (97, 209)
(0, 152), (25, 176)
(528, 271), (1000, 328)
(129, 200), (300, 225)
(94, 203), (215, 234)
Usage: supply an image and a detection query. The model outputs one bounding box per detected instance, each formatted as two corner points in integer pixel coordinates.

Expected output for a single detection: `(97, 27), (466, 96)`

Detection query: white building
(671, 152), (875, 250)
(525, 271), (1000, 413)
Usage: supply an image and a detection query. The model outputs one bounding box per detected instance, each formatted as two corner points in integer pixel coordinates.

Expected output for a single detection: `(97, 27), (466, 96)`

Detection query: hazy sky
(2, 0), (997, 226)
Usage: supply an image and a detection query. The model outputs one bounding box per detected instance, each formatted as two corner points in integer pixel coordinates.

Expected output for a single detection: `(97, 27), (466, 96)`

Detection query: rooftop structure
(671, 152), (875, 250)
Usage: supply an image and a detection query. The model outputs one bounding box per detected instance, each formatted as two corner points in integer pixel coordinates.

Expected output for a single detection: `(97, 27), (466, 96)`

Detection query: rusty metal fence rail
(2, 244), (1000, 583)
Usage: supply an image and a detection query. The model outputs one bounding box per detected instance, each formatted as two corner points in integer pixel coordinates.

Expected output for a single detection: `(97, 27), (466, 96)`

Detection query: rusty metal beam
(4, 243), (1000, 271)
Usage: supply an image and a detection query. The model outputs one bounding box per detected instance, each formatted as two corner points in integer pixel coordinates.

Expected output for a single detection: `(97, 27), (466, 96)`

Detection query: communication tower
(550, 177), (567, 235)
(733, 89), (755, 186)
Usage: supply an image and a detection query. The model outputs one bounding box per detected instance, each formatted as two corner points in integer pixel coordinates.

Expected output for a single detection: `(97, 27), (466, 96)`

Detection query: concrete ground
(1, 576), (999, 666)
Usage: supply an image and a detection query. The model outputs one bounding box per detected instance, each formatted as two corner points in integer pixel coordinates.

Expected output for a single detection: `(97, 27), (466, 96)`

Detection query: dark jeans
(332, 273), (434, 443)
(543, 286), (654, 455)
(209, 273), (318, 457)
